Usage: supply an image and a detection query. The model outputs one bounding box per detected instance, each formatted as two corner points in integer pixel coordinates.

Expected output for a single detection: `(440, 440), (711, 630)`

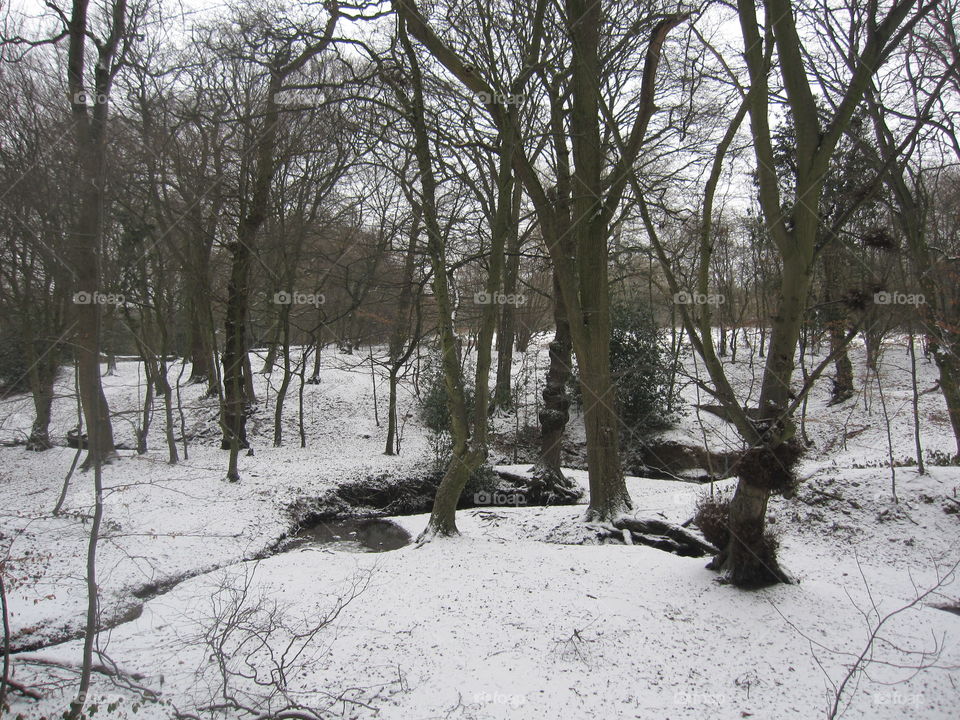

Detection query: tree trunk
(25, 337), (58, 451)
(137, 360), (154, 455)
(531, 268), (582, 503)
(385, 207), (420, 455)
(309, 338), (322, 384)
(491, 183), (523, 413)
(718, 252), (813, 586)
(399, 19), (509, 538)
(261, 321), (280, 375)
(220, 234), (253, 459)
(565, 0), (631, 522)
(579, 347), (631, 520)
(187, 237), (216, 396)
(64, 0), (121, 471)
(932, 340), (960, 457)
(385, 368), (400, 455)
(69, 155), (116, 468)
(829, 320), (855, 403)
(27, 380), (55, 451)
(822, 242), (854, 403)
(273, 304), (293, 446)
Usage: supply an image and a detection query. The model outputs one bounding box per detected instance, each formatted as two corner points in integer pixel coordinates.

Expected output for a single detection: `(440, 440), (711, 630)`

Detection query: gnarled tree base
(710, 441), (803, 588)
(80, 450), (118, 471)
(584, 491), (632, 524)
(26, 433), (53, 452)
(415, 520), (459, 545)
(707, 543), (794, 588)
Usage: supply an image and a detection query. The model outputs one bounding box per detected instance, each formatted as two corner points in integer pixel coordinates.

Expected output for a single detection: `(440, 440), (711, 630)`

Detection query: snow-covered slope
(2, 336), (958, 718)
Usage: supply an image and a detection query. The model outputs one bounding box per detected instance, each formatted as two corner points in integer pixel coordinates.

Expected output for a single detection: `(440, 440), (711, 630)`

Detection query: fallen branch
(592, 517), (718, 557)
(4, 676), (42, 701)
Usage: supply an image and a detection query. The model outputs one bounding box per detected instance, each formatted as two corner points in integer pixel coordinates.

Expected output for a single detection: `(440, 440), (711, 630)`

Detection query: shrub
(417, 353), (491, 495)
(417, 354), (474, 435)
(694, 490), (733, 549)
(569, 301), (680, 444)
(609, 302), (679, 438)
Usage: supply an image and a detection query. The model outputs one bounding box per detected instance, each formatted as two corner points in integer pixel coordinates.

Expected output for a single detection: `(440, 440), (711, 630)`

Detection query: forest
(0, 0), (959, 718)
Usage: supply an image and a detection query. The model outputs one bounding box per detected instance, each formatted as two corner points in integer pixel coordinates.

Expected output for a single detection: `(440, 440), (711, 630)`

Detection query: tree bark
(397, 19), (511, 537)
(822, 238), (854, 404)
(273, 303), (293, 446)
(564, 0), (631, 521)
(530, 268), (582, 503)
(186, 235), (216, 395)
(491, 182), (523, 413)
(65, 0), (120, 468)
(385, 208), (421, 455)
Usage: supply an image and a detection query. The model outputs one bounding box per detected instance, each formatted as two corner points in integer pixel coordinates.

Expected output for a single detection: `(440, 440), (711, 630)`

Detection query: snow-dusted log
(594, 517), (719, 557)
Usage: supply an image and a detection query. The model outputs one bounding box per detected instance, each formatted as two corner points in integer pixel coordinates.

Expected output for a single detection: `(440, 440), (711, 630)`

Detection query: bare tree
(640, 0), (931, 585)
(394, 0), (688, 522)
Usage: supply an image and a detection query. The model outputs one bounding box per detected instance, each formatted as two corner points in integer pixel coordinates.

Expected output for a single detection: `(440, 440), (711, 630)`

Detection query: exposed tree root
(497, 467), (584, 506)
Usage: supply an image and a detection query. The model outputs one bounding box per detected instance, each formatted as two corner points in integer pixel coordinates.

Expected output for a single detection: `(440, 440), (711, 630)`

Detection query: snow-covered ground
(1, 335), (958, 719)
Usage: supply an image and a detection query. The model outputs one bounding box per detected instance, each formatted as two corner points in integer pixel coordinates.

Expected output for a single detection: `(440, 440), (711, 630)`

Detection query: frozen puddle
(285, 518), (413, 553)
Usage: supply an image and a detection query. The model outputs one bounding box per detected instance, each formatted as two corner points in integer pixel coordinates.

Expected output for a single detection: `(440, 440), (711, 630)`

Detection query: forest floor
(1, 334), (959, 719)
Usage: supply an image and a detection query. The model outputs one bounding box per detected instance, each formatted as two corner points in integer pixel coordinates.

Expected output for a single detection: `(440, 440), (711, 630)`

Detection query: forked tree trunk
(64, 0), (121, 471)
(564, 0), (633, 522)
(719, 247), (814, 586)
(707, 0), (917, 587)
(398, 19), (510, 538)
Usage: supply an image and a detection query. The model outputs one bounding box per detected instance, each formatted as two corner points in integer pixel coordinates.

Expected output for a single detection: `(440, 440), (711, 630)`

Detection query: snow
(2, 335), (959, 718)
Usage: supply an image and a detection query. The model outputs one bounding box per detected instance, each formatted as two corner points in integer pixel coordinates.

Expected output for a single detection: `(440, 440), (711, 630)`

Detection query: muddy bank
(626, 439), (740, 482)
(287, 470), (538, 527)
(282, 517), (412, 553)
